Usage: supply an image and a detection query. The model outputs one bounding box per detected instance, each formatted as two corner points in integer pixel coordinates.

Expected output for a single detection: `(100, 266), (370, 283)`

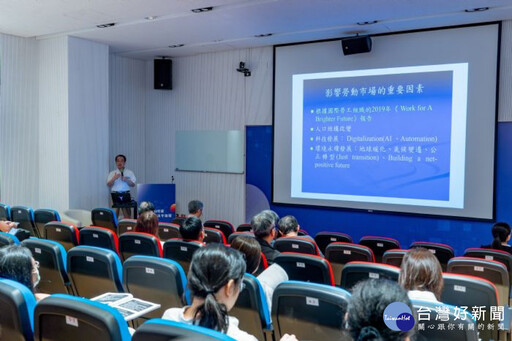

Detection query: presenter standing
(107, 154), (136, 218)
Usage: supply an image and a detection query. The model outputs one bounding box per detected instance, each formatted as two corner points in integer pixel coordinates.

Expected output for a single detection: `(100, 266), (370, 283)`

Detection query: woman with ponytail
(481, 222), (512, 254)
(162, 243), (296, 341)
(345, 279), (414, 341)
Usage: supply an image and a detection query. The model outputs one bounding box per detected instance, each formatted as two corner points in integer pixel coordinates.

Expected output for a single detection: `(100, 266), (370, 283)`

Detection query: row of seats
(0, 202), (462, 269)
(0, 203), (60, 238)
(6, 220), (508, 301)
(0, 277), (234, 340)
(0, 275), (481, 341)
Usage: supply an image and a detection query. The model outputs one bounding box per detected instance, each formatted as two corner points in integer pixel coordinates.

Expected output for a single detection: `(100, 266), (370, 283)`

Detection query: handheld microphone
(121, 169), (124, 177)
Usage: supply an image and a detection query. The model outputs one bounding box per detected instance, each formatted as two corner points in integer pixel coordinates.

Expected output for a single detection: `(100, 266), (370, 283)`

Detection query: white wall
(68, 37), (110, 209)
(110, 47), (273, 225)
(0, 34), (39, 207)
(1, 34), (109, 212)
(144, 47), (273, 226)
(109, 55), (147, 196)
(38, 36), (69, 211)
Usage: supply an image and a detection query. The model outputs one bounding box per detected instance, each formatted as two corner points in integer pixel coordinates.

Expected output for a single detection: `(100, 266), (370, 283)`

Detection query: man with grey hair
(188, 200), (204, 219)
(252, 210), (280, 265)
(278, 215), (323, 256)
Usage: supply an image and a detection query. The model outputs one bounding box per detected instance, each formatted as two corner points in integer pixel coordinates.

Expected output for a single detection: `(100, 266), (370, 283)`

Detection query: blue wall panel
(246, 123), (512, 256)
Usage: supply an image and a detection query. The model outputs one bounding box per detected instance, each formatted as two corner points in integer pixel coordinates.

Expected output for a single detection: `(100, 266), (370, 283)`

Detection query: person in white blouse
(107, 154), (136, 218)
(399, 247), (444, 303)
(162, 244), (296, 341)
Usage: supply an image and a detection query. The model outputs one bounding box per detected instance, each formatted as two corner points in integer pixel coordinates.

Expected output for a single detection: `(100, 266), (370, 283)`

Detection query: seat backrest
(117, 219), (137, 235)
(274, 253), (335, 286)
(0, 278), (37, 341)
(118, 232), (163, 261)
(410, 241), (454, 270)
(274, 236), (319, 255)
(382, 249), (408, 267)
(340, 261), (400, 291)
(11, 205), (39, 237)
(34, 208), (61, 239)
(163, 239), (204, 275)
(314, 232), (353, 255)
(0, 203), (11, 220)
(359, 236), (401, 262)
(203, 227), (227, 244)
(412, 300), (478, 341)
(91, 208), (118, 233)
(230, 274), (271, 341)
(441, 273), (499, 341)
(158, 222), (181, 241)
(203, 220), (234, 239)
(123, 256), (187, 318)
(67, 245), (124, 298)
(325, 242), (374, 286)
(171, 217), (186, 227)
(255, 252), (269, 276)
(297, 229), (309, 236)
(237, 223), (252, 232)
(272, 281), (351, 341)
(447, 256), (509, 306)
(132, 318), (236, 341)
(227, 232), (255, 245)
(22, 238), (70, 294)
(44, 222), (79, 252)
(464, 247), (512, 291)
(0, 231), (20, 247)
(79, 226), (119, 254)
(34, 294), (131, 341)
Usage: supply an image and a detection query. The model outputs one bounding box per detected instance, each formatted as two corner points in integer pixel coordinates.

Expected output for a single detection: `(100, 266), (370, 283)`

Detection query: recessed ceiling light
(145, 16), (158, 20)
(96, 23), (116, 28)
(357, 20), (378, 25)
(191, 6), (213, 13)
(464, 7), (489, 12)
(255, 33), (273, 38)
(168, 44), (185, 48)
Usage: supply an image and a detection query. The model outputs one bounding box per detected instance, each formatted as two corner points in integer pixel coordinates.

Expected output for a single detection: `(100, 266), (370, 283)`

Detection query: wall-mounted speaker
(154, 59), (172, 90)
(341, 36), (372, 56)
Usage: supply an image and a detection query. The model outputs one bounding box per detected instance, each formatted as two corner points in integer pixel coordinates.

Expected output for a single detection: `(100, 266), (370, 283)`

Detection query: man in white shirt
(107, 154), (136, 218)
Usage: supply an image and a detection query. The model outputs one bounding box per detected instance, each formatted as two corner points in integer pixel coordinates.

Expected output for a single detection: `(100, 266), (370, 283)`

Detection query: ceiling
(0, 0), (511, 60)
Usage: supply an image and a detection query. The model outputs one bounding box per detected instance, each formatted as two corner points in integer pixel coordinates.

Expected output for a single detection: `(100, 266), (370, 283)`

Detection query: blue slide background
(137, 184), (176, 222)
(300, 71), (454, 201)
(246, 123), (512, 256)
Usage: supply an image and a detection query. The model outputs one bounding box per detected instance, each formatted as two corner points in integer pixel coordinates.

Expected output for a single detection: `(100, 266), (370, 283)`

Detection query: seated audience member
(180, 216), (205, 242)
(261, 210), (279, 226)
(162, 243), (297, 341)
(345, 279), (415, 341)
(188, 200), (204, 219)
(481, 222), (512, 254)
(231, 236), (289, 312)
(231, 236), (262, 274)
(0, 244), (49, 301)
(251, 211), (280, 265)
(138, 201), (155, 215)
(399, 247), (443, 303)
(277, 215), (323, 256)
(134, 211), (160, 239)
(0, 218), (30, 242)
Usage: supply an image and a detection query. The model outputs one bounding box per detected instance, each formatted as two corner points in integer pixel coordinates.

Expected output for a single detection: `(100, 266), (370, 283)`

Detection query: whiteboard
(175, 130), (244, 174)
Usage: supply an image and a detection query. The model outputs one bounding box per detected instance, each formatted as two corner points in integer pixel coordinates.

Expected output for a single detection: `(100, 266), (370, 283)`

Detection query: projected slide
(291, 64), (468, 208)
